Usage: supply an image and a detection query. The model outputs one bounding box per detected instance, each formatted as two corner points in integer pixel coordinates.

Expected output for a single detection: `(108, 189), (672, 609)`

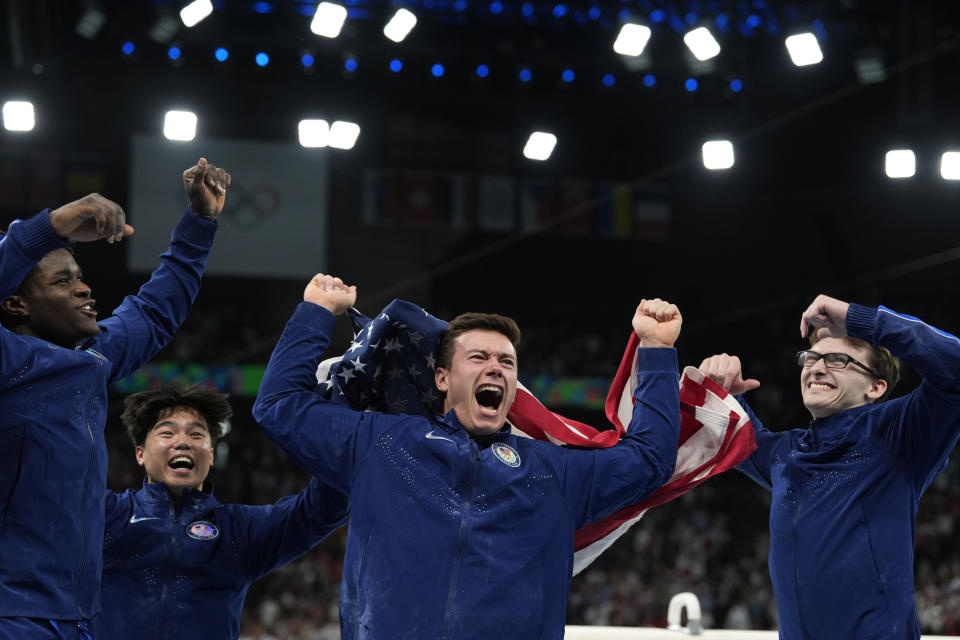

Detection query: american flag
(316, 300), (756, 575)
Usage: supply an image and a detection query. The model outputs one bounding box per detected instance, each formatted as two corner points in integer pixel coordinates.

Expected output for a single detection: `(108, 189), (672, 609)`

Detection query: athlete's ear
(435, 367), (449, 393)
(2, 295), (28, 318)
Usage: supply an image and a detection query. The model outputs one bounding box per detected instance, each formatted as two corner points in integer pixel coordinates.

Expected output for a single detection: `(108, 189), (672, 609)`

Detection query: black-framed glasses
(796, 350), (881, 378)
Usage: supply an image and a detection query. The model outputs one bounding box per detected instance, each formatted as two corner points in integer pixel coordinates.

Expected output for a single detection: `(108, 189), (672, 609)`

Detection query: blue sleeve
(0, 209), (68, 300)
(558, 347), (681, 526)
(734, 396), (780, 492)
(847, 304), (960, 489)
(235, 477), (349, 580)
(89, 210), (217, 382)
(252, 302), (389, 494)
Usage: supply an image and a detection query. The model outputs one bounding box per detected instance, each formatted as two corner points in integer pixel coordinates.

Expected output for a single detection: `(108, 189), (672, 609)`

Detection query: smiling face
(800, 336), (887, 419)
(2, 249), (99, 348)
(435, 329), (518, 435)
(136, 406), (214, 494)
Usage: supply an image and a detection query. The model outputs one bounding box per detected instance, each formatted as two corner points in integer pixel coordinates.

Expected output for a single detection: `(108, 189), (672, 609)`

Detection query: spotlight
(854, 49), (886, 84)
(301, 53), (315, 68)
(167, 46), (182, 61)
(344, 57), (358, 72)
(702, 140), (734, 170)
(884, 150), (915, 179)
(384, 8), (417, 43)
(523, 132), (557, 161)
(685, 78), (698, 92)
(2, 101), (35, 132)
(729, 78), (743, 92)
(490, 1), (503, 15)
(602, 73), (615, 87)
(785, 32), (822, 66)
(214, 47), (229, 62)
(613, 23), (651, 56)
(431, 63), (445, 77)
(476, 64), (490, 78)
(329, 121), (361, 149)
(76, 7), (106, 40)
(561, 69), (575, 83)
(390, 59), (403, 73)
(180, 0), (213, 28)
(255, 52), (270, 67)
(149, 15), (180, 43)
(518, 68), (532, 83)
(299, 119), (330, 147)
(941, 152), (960, 180)
(121, 41), (136, 56)
(683, 26), (721, 61)
(163, 110), (197, 141)
(642, 73), (656, 87)
(311, 2), (348, 38)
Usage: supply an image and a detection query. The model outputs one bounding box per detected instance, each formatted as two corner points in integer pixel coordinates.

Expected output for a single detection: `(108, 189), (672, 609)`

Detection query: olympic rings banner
(128, 135), (329, 278)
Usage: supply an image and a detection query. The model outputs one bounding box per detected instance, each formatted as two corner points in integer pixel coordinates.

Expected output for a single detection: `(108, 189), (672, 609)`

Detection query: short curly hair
(121, 384), (232, 447)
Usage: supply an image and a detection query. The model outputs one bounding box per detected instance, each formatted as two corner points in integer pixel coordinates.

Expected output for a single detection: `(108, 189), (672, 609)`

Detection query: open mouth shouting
(475, 384), (504, 416)
(169, 455), (196, 473)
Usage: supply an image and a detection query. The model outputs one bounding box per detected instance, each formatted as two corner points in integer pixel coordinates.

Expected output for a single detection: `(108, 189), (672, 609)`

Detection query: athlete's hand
(304, 273), (356, 315)
(48, 194), (133, 244)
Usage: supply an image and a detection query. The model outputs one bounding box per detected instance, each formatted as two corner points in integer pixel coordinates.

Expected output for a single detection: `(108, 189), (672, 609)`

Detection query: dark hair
(121, 384), (232, 447)
(437, 312), (521, 369)
(809, 332), (901, 402)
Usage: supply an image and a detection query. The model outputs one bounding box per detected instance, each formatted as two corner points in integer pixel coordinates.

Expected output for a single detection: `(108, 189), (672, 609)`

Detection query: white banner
(129, 135), (328, 278)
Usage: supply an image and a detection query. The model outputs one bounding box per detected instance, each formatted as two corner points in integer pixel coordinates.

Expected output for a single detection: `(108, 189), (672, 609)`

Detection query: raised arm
(94, 159), (229, 380)
(253, 274), (385, 494)
(843, 301), (960, 485)
(561, 298), (683, 525)
(236, 477), (349, 580)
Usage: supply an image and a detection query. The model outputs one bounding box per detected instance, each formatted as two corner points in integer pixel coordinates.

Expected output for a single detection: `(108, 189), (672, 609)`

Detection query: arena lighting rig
(2, 1), (960, 175)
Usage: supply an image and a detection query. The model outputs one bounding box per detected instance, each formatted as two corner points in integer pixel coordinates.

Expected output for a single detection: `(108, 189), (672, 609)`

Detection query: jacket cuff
(173, 208), (218, 248)
(10, 209), (68, 260)
(294, 300), (338, 332)
(845, 303), (876, 342)
(635, 346), (678, 373)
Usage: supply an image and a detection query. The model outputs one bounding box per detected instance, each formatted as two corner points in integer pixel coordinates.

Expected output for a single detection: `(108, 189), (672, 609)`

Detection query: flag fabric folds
(315, 299), (756, 575)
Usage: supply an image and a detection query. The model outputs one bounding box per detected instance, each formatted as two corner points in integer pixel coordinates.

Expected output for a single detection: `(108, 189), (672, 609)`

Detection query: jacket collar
(139, 479), (219, 513)
(436, 409), (512, 447)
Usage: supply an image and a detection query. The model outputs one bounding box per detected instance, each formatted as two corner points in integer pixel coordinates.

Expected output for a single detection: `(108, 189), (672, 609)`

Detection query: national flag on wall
(316, 300), (756, 574)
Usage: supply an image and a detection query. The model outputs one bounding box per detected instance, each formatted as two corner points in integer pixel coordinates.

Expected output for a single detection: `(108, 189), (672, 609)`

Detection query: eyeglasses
(796, 350), (881, 378)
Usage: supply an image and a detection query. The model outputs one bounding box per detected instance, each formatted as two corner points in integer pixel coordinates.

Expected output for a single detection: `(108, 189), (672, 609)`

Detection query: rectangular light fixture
(2, 101), (35, 132)
(613, 24), (651, 57)
(311, 2), (348, 38)
(785, 33), (823, 66)
(702, 140), (734, 170)
(384, 8), (417, 43)
(180, 0), (214, 28)
(298, 119), (331, 147)
(163, 110), (198, 141)
(941, 152), (960, 180)
(523, 132), (557, 161)
(683, 27), (721, 61)
(329, 121), (361, 149)
(884, 149), (915, 178)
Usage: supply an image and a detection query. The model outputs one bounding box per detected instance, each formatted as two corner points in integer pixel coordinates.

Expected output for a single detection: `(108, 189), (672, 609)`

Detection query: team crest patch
(491, 443), (521, 468)
(186, 521), (219, 541)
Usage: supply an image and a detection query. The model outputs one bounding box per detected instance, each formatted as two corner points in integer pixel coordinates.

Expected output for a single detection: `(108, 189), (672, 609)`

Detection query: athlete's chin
(464, 420), (505, 436)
